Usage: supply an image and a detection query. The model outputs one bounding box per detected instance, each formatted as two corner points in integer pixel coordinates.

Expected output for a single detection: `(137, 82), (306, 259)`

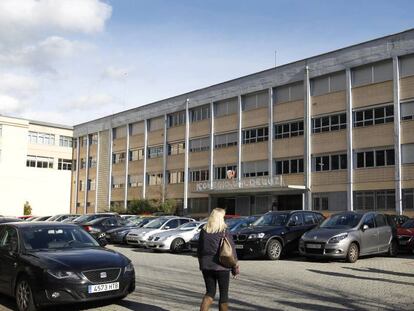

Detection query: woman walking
(198, 208), (240, 311)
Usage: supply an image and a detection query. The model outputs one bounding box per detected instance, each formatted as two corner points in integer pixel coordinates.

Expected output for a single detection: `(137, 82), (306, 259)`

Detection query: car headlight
(47, 270), (80, 280)
(248, 233), (265, 240)
(328, 233), (348, 244)
(124, 262), (134, 273)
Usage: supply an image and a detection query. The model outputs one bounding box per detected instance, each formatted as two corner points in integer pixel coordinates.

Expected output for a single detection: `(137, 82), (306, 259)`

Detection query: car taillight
(84, 226), (91, 232)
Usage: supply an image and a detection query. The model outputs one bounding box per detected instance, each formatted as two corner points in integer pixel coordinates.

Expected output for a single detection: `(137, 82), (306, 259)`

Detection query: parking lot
(1, 245), (413, 311)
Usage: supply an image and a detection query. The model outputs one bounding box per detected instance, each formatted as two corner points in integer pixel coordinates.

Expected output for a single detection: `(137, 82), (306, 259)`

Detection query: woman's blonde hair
(205, 208), (227, 233)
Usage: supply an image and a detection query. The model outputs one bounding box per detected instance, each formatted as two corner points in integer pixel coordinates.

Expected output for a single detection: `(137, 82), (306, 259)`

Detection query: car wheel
(170, 238), (185, 253)
(346, 243), (359, 263)
(15, 277), (37, 311)
(388, 239), (398, 257)
(266, 239), (282, 260)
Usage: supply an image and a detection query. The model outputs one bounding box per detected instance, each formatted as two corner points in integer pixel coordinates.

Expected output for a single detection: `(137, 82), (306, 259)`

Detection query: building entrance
(276, 194), (302, 211)
(217, 197), (236, 215)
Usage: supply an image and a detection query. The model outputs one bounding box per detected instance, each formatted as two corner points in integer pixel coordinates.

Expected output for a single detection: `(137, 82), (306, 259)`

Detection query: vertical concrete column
(237, 95), (242, 185)
(268, 88), (274, 177)
(393, 56), (403, 215)
(74, 137), (80, 213)
(209, 101), (214, 190)
(183, 99), (190, 213)
(346, 68), (354, 211)
(108, 127), (113, 210)
(304, 66), (312, 210)
(124, 124), (130, 210)
(143, 120), (148, 199)
(162, 114), (168, 203)
(84, 134), (90, 214)
(95, 131), (100, 213)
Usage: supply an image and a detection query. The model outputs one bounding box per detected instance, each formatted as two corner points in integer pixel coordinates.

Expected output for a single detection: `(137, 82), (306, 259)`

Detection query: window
(275, 158), (304, 174)
(311, 71), (346, 96)
(312, 113), (346, 133)
(112, 152), (126, 164)
(0, 227), (18, 250)
(274, 82), (304, 103)
(147, 173), (163, 185)
(214, 165), (237, 180)
(403, 189), (414, 210)
(189, 168), (209, 182)
(400, 54), (414, 78)
(112, 175), (125, 189)
(313, 196), (329, 211)
(189, 198), (209, 214)
(363, 214), (376, 229)
(312, 153), (347, 171)
(242, 160), (268, 177)
(242, 90), (268, 111)
(375, 214), (387, 227)
(190, 105), (210, 122)
(89, 134), (98, 145)
(88, 156), (97, 168)
(242, 127), (269, 144)
(355, 148), (394, 168)
(274, 120), (304, 139)
(79, 180), (85, 191)
(28, 131), (55, 145)
(189, 137), (210, 152)
(59, 135), (73, 147)
(288, 213), (304, 226)
(58, 159), (72, 170)
(215, 132), (238, 149)
(352, 60), (393, 87)
(165, 219), (180, 229)
(80, 158), (86, 169)
(128, 175), (143, 187)
(129, 122), (145, 135)
(80, 136), (88, 147)
(401, 101), (414, 120)
(402, 143), (414, 164)
(168, 111), (186, 128)
(87, 179), (96, 191)
(168, 171), (185, 184)
(304, 213), (317, 225)
(354, 190), (395, 210)
(129, 148), (144, 161)
(148, 146), (163, 159)
(26, 155), (53, 168)
(168, 142), (185, 155)
(148, 117), (164, 132)
(353, 105), (394, 127)
(214, 98), (238, 117)
(112, 126), (126, 139)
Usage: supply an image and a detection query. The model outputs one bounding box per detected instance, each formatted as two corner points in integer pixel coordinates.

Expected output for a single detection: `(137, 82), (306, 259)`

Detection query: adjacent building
(0, 116), (73, 216)
(72, 29), (414, 217)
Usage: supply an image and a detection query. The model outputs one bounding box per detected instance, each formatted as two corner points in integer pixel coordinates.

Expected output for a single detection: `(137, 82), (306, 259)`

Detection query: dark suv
(232, 210), (324, 260)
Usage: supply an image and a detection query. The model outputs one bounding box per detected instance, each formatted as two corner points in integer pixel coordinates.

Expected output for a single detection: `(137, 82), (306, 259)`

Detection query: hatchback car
(82, 216), (126, 239)
(0, 222), (135, 311)
(397, 218), (414, 253)
(106, 217), (156, 244)
(232, 211), (325, 260)
(299, 211), (397, 263)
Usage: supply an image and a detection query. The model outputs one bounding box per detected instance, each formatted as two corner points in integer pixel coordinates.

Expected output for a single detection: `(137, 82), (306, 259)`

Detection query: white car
(125, 216), (194, 247)
(146, 221), (206, 253)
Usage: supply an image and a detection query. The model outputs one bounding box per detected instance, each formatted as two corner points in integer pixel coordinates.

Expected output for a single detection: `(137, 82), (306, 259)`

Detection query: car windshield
(253, 213), (289, 227)
(47, 215), (60, 222)
(320, 213), (363, 229)
(402, 219), (414, 228)
(225, 218), (242, 227)
(179, 222), (199, 230)
(21, 226), (100, 251)
(144, 218), (170, 229)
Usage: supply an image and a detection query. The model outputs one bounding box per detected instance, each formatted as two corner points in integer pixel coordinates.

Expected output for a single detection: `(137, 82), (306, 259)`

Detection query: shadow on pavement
(0, 295), (16, 310)
(45, 299), (169, 311)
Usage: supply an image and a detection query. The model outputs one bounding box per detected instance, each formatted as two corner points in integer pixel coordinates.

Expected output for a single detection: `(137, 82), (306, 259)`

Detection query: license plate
(235, 244), (244, 250)
(307, 244), (322, 249)
(88, 282), (119, 294)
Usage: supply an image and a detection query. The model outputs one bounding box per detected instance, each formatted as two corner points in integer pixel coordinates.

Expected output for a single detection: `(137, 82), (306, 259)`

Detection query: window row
(214, 165), (237, 180)
(354, 190), (395, 211)
(168, 111), (186, 128)
(354, 105), (393, 127)
(26, 155), (54, 169)
(242, 91), (268, 111)
(59, 135), (73, 147)
(312, 153), (347, 172)
(28, 131), (55, 145)
(58, 158), (72, 170)
(190, 105), (210, 123)
(242, 127), (269, 144)
(242, 160), (269, 177)
(312, 113), (346, 133)
(189, 168), (209, 182)
(311, 72), (346, 96)
(215, 132), (237, 149)
(189, 137), (210, 152)
(355, 148), (394, 168)
(274, 120), (304, 139)
(352, 60), (393, 87)
(275, 158), (304, 175)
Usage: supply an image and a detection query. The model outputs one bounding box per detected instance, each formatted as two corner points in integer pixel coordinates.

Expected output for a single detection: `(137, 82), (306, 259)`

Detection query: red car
(397, 219), (414, 253)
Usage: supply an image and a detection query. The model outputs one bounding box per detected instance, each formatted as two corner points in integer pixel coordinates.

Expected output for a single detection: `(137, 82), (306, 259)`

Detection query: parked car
(146, 221), (206, 253)
(299, 211), (397, 263)
(17, 216), (33, 220)
(61, 216), (80, 223)
(392, 215), (410, 228)
(70, 213), (120, 225)
(47, 214), (80, 222)
(31, 216), (52, 222)
(0, 222), (135, 311)
(397, 218), (414, 253)
(0, 217), (22, 224)
(82, 216), (126, 239)
(106, 217), (156, 244)
(228, 215), (261, 232)
(232, 211), (325, 260)
(126, 216), (194, 247)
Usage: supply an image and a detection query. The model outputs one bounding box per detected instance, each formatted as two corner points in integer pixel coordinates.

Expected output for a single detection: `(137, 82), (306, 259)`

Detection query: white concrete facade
(0, 116), (73, 216)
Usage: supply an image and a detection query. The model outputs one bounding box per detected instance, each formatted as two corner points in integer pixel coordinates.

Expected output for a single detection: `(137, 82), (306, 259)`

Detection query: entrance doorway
(277, 195), (302, 211)
(217, 197), (236, 215)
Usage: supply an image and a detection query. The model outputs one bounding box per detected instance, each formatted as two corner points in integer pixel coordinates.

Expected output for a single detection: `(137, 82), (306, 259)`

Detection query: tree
(23, 201), (32, 215)
(127, 199), (155, 215)
(158, 199), (177, 215)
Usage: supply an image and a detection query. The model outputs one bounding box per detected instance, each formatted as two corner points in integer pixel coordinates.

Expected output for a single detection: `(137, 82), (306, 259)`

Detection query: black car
(82, 216), (126, 239)
(70, 213), (120, 225)
(106, 217), (156, 244)
(0, 217), (22, 224)
(232, 210), (325, 260)
(0, 222), (135, 311)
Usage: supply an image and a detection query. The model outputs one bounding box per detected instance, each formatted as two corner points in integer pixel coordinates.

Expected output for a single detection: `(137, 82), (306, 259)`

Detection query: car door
(285, 212), (305, 251)
(375, 214), (392, 252)
(164, 219), (180, 230)
(0, 226), (19, 295)
(360, 213), (379, 255)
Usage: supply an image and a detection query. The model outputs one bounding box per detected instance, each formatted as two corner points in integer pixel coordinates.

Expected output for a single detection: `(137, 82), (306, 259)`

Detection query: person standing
(198, 208), (240, 311)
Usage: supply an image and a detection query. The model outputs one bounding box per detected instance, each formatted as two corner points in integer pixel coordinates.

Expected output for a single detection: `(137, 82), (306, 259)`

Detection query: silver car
(299, 211), (397, 263)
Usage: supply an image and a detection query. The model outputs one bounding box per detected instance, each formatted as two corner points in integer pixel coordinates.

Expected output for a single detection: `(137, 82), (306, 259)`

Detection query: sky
(0, 0), (413, 126)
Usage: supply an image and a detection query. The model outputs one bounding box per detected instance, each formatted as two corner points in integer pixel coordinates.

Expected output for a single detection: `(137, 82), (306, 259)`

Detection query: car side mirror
(164, 226), (170, 230)
(361, 224), (369, 231)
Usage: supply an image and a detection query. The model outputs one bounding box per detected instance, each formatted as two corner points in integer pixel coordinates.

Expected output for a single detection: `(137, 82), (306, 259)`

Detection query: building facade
(0, 116), (73, 216)
(72, 29), (414, 217)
